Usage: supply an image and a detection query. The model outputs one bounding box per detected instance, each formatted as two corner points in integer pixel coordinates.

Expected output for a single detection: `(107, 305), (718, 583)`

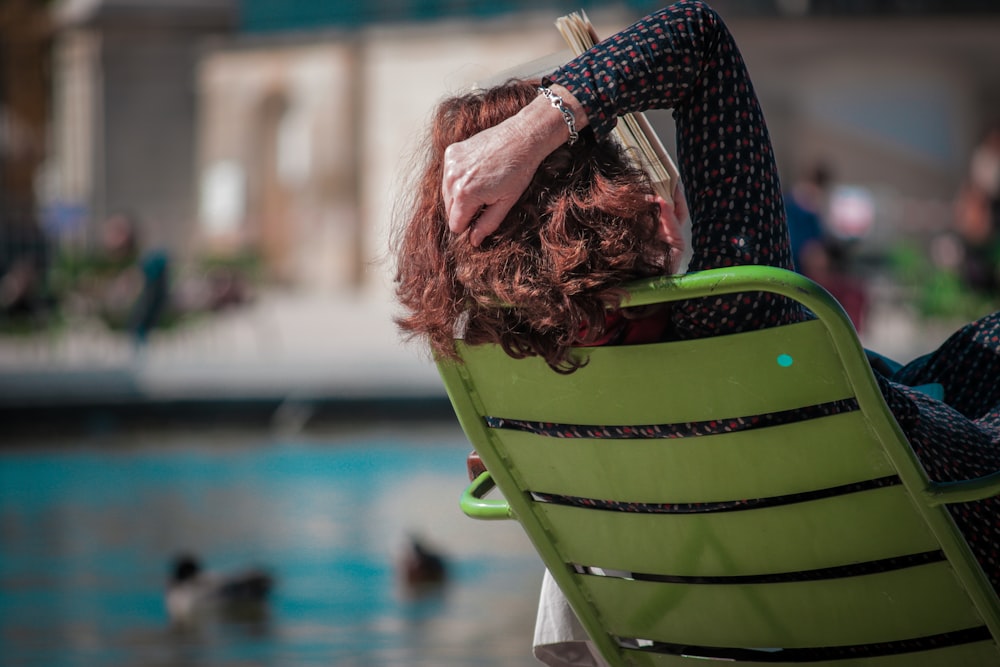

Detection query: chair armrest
(923, 470), (1000, 507)
(460, 471), (514, 520)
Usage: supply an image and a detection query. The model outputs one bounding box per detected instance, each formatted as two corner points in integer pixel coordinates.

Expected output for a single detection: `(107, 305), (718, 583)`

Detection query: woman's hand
(442, 85), (587, 246)
(651, 181), (689, 273)
(441, 118), (541, 246)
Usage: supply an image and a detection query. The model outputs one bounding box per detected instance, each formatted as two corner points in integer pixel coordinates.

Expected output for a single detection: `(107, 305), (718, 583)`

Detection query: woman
(397, 0), (799, 369)
(396, 1), (1000, 663)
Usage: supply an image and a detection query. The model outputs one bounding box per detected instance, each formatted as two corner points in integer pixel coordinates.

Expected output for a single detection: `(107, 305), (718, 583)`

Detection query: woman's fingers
(648, 191), (687, 273)
(468, 199), (515, 247)
(672, 180), (689, 224)
(442, 143), (479, 234)
(444, 192), (482, 236)
(443, 179), (520, 246)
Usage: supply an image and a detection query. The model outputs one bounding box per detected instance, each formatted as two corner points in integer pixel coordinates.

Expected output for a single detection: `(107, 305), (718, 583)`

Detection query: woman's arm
(441, 1), (800, 331)
(547, 1), (791, 280)
(444, 2), (790, 264)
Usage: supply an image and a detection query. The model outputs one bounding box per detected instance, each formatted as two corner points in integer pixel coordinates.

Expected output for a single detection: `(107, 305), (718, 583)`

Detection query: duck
(166, 553), (274, 625)
(399, 535), (448, 595)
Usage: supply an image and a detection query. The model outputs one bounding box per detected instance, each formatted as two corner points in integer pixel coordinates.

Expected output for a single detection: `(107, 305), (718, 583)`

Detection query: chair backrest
(439, 265), (1000, 666)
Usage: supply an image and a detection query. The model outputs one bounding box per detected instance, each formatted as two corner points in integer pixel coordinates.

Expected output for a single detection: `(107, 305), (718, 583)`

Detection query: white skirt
(532, 569), (611, 667)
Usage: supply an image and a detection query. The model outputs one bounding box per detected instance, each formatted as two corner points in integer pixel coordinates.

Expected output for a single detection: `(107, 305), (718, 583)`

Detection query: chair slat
(583, 563), (980, 648)
(494, 412), (895, 502)
(623, 639), (999, 667)
(535, 486), (938, 576)
(457, 319), (851, 425)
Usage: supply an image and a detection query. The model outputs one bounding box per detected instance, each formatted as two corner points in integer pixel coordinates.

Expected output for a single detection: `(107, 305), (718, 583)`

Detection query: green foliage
(196, 249), (263, 282)
(2, 247), (263, 336)
(887, 240), (996, 322)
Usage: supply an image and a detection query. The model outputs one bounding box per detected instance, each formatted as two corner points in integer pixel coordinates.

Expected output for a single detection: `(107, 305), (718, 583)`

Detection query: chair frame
(442, 265), (1000, 666)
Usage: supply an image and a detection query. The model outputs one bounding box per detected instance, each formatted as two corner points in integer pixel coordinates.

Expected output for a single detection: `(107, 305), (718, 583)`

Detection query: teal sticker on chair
(777, 354), (794, 368)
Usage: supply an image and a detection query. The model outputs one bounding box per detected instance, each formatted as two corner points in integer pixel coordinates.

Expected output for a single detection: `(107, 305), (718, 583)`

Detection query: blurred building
(0, 0), (52, 314)
(42, 0), (235, 253)
(0, 0), (50, 213)
(34, 0), (1000, 292)
(194, 11), (583, 290)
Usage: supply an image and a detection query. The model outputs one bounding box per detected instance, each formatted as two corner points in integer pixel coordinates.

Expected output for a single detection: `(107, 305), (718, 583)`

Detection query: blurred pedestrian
(95, 212), (172, 347)
(954, 124), (1000, 294)
(0, 210), (51, 324)
(785, 162), (831, 275)
(785, 162), (868, 332)
(129, 248), (170, 348)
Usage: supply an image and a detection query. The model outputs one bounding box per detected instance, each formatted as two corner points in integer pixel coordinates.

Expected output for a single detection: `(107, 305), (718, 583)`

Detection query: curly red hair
(393, 80), (670, 372)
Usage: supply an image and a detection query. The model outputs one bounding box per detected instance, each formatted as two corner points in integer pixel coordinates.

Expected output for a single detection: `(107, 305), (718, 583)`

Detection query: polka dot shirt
(543, 0), (1000, 594)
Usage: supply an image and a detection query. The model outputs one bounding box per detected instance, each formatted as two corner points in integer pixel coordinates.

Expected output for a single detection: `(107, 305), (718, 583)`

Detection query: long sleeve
(547, 1), (801, 336)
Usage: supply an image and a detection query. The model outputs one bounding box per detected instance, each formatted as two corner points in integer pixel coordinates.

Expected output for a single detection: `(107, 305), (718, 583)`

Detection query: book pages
(555, 11), (680, 205)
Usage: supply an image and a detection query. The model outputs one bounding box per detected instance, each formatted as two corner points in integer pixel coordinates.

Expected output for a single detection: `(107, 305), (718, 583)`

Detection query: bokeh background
(2, 0), (1000, 665)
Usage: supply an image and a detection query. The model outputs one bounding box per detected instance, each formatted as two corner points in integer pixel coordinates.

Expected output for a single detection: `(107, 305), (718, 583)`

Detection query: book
(554, 10), (680, 205)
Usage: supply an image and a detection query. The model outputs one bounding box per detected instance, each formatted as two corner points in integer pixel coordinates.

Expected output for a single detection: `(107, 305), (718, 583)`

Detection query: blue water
(0, 429), (541, 666)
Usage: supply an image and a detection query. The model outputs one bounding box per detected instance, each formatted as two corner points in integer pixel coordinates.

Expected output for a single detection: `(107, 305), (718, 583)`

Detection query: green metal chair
(439, 265), (1000, 666)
